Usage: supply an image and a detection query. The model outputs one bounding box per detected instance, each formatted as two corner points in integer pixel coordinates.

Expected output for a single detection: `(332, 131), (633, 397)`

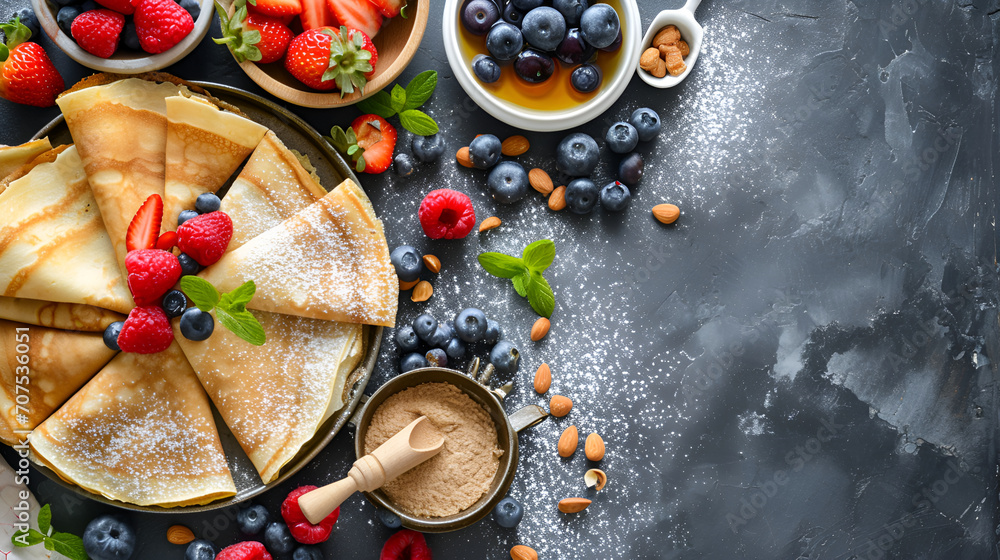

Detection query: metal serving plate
(30, 82), (383, 513)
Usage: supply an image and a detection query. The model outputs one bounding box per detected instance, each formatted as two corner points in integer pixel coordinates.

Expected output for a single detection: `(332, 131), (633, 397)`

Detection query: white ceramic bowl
(30, 0), (214, 74)
(636, 0), (703, 88)
(442, 0), (640, 132)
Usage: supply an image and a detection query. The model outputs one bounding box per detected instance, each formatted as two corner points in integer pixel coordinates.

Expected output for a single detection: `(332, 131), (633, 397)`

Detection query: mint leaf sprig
(478, 240), (556, 318)
(355, 70), (439, 136)
(12, 504), (88, 560)
(179, 277), (266, 346)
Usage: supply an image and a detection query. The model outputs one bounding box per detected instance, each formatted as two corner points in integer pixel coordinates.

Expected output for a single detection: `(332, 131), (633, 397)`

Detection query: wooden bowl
(223, 0), (430, 108)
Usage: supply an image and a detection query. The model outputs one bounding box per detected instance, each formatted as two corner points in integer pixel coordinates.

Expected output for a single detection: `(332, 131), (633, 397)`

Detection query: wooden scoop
(298, 416), (445, 524)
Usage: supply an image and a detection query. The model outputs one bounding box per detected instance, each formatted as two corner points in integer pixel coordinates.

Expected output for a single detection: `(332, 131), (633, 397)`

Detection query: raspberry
(281, 486), (339, 544)
(116, 305), (173, 354)
(133, 0), (194, 54)
(176, 211), (233, 267)
(125, 249), (181, 306)
(95, 0), (135, 14)
(380, 529), (432, 560)
(70, 9), (125, 58)
(216, 541), (273, 560)
(418, 189), (476, 240)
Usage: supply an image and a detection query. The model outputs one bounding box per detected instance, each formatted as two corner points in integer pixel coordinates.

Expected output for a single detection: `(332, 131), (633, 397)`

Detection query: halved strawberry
(155, 231), (177, 251)
(248, 0), (302, 18)
(327, 114), (396, 174)
(301, 0), (337, 30)
(326, 0), (382, 39)
(215, 1), (293, 64)
(284, 26), (375, 93)
(366, 0), (405, 19)
(126, 194), (163, 253)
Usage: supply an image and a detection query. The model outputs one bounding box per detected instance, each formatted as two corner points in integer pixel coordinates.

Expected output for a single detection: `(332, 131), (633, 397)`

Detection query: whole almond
(411, 281), (433, 302)
(479, 216), (501, 232)
(677, 39), (690, 57)
(639, 47), (661, 72)
(558, 425), (578, 457)
(167, 525), (195, 545)
(502, 135), (530, 156)
(456, 147), (473, 168)
(653, 24), (681, 48)
(585, 433), (605, 461)
(530, 317), (550, 341)
(548, 185), (567, 211)
(510, 545), (538, 560)
(651, 57), (668, 78)
(422, 254), (441, 274)
(528, 168), (554, 195)
(652, 203), (680, 224)
(558, 497), (592, 513)
(549, 394), (572, 417)
(399, 278), (419, 290)
(534, 363), (551, 393)
(584, 468), (608, 491)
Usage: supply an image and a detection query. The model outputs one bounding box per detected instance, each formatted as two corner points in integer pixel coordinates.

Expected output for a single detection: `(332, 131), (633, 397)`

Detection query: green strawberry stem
(212, 0), (262, 63)
(320, 26), (373, 98)
(0, 17), (33, 62)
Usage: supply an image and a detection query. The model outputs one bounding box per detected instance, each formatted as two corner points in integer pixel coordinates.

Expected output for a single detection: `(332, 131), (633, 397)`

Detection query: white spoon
(636, 0), (704, 88)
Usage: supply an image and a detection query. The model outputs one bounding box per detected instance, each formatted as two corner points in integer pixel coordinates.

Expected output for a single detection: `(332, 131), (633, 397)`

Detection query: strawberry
(247, 0), (302, 18)
(281, 486), (339, 544)
(380, 529), (432, 560)
(216, 541), (273, 560)
(126, 194), (163, 253)
(0, 18), (64, 108)
(300, 0), (337, 30)
(71, 9), (125, 59)
(366, 0), (405, 19)
(326, 0), (382, 39)
(327, 113), (396, 173)
(284, 26), (376, 94)
(176, 211), (233, 266)
(215, 1), (293, 64)
(125, 249), (182, 305)
(133, 0), (194, 54)
(95, 0), (136, 15)
(155, 231), (177, 251)
(117, 305), (174, 354)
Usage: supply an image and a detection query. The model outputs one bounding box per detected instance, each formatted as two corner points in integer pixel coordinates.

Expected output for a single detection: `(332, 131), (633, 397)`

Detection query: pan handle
(509, 405), (548, 433)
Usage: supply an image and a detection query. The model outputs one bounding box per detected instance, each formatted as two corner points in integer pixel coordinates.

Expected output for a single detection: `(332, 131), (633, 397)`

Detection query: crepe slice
(57, 78), (188, 274)
(221, 130), (328, 251)
(0, 297), (124, 332)
(201, 179), (399, 326)
(0, 319), (116, 446)
(175, 311), (363, 483)
(0, 146), (133, 314)
(29, 341), (236, 507)
(0, 138), (52, 195)
(163, 95), (268, 229)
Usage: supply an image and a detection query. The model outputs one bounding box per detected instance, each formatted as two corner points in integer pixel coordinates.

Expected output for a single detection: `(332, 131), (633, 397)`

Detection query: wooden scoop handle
(298, 416), (444, 524)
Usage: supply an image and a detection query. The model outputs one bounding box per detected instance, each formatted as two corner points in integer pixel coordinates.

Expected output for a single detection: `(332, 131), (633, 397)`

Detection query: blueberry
(605, 121), (638, 154)
(178, 253), (201, 276)
(502, 2), (524, 27)
(511, 0), (542, 10)
(514, 48), (554, 84)
(293, 546), (324, 560)
(412, 313), (438, 342)
(393, 153), (416, 177)
(185, 540), (217, 560)
(486, 21), (523, 61)
(454, 308), (488, 342)
(237, 504), (269, 535)
(472, 54), (502, 84)
(103, 321), (123, 351)
(177, 209), (199, 226)
(161, 289), (188, 318)
(377, 508), (402, 529)
(600, 28), (622, 52)
(483, 319), (502, 345)
(553, 0), (587, 26)
(460, 0), (500, 35)
(56, 6), (80, 35)
(493, 496), (524, 528)
(629, 108), (661, 142)
(599, 181), (631, 212)
(194, 192), (221, 214)
(521, 7), (566, 51)
(444, 337), (467, 359)
(486, 161), (530, 204)
(555, 28), (594, 65)
(179, 307), (214, 341)
(425, 348), (448, 367)
(81, 1), (98, 13)
(617, 152), (643, 186)
(555, 132), (599, 176)
(52, 0), (79, 8)
(177, 0), (201, 20)
(412, 134), (445, 163)
(401, 352), (429, 372)
(427, 322), (454, 347)
(564, 178), (600, 214)
(489, 340), (520, 374)
(394, 325), (420, 352)
(82, 515), (135, 560)
(468, 134), (502, 169)
(579, 3), (619, 48)
(570, 63), (602, 93)
(390, 245), (424, 282)
(264, 522), (295, 555)
(12, 8), (40, 39)
(122, 20), (141, 50)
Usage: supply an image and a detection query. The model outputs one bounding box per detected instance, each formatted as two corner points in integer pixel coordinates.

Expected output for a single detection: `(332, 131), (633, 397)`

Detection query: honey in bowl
(457, 0), (628, 111)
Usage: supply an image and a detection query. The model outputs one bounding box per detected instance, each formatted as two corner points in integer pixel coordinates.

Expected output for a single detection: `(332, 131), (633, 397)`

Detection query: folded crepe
(163, 95), (267, 229)
(200, 179), (398, 326)
(0, 138), (52, 194)
(175, 311), (363, 483)
(0, 146), (133, 314)
(0, 320), (115, 445)
(0, 297), (124, 332)
(57, 78), (187, 274)
(221, 130), (328, 250)
(29, 341), (236, 507)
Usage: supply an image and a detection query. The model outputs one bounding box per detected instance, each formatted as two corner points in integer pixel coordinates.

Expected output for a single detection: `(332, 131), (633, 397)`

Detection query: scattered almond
(456, 146), (473, 168)
(399, 279), (419, 290)
(585, 433), (605, 461)
(479, 216), (501, 232)
(530, 317), (550, 341)
(422, 254), (441, 274)
(528, 168), (554, 195)
(549, 394), (572, 417)
(584, 468), (608, 491)
(548, 185), (567, 211)
(411, 281), (433, 302)
(558, 425), (578, 457)
(502, 135), (530, 156)
(534, 363), (552, 393)
(510, 545), (538, 560)
(639, 47), (660, 72)
(167, 525), (195, 545)
(652, 203), (680, 224)
(558, 497), (592, 513)
(652, 24), (681, 48)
